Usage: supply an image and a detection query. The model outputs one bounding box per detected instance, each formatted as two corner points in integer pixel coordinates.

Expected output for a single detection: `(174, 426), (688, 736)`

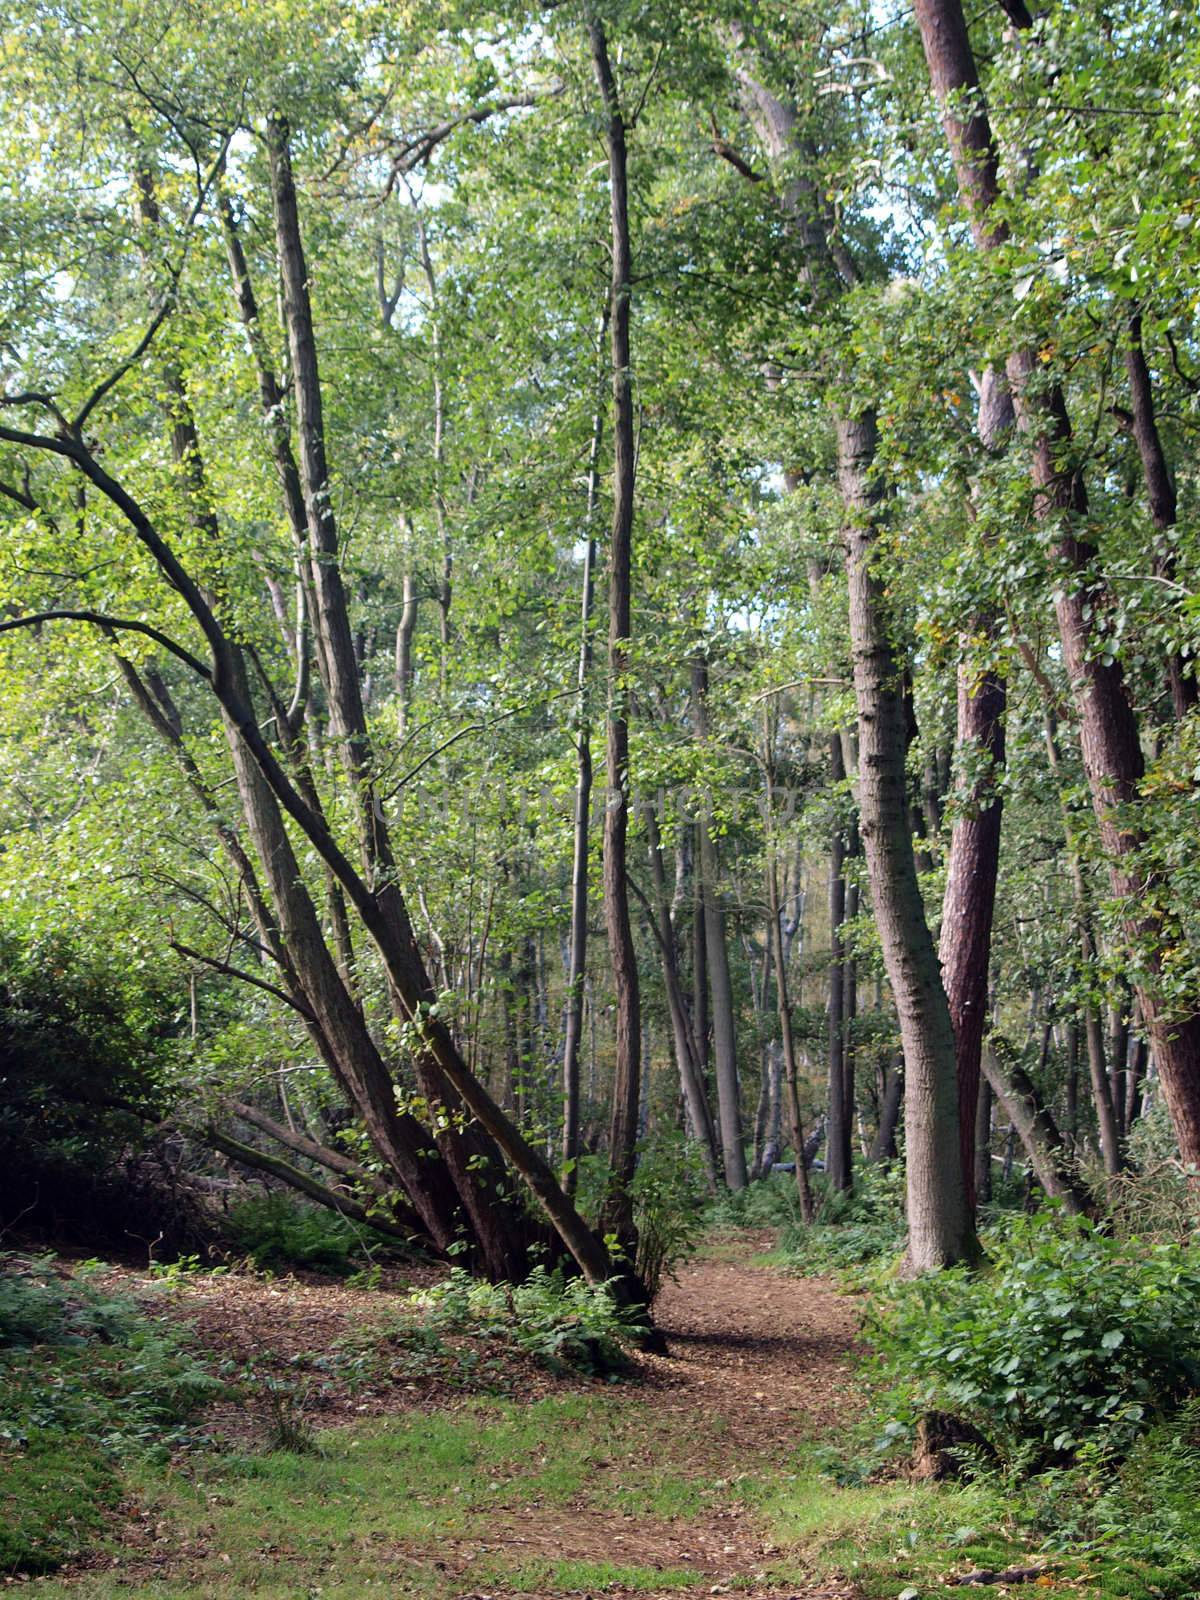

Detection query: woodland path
(396, 1240), (867, 1598)
(58, 1236), (867, 1598)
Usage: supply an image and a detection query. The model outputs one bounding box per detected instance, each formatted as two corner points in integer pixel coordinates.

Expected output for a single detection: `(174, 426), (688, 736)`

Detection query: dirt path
(454, 1237), (867, 1599)
(651, 1235), (864, 1444)
(64, 1238), (867, 1598)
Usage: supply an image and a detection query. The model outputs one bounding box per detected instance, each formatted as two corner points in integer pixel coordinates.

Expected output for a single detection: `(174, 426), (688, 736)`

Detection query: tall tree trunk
(765, 822), (817, 1222)
(843, 837), (860, 1170)
(267, 118), (541, 1279)
(914, 0), (1200, 1173)
(730, 54), (974, 1263)
(937, 363), (1013, 1213)
(868, 1058), (904, 1164)
(562, 306), (608, 1195)
(692, 656), (748, 1190)
(394, 567), (418, 739)
(588, 19), (642, 1245)
(1038, 709), (1124, 1177)
(132, 175), (470, 1261)
(938, 646), (1006, 1211)
(840, 414), (976, 1268)
(639, 804), (721, 1188)
(1123, 313), (1196, 717)
(825, 750), (851, 1192)
(974, 1074), (993, 1205)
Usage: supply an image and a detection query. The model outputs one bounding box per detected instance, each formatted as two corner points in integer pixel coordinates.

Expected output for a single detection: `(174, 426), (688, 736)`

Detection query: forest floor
(24, 1234), (1041, 1599)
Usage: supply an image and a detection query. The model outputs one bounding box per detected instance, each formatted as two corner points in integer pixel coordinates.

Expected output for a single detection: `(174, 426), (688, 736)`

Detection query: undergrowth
(0, 1254), (221, 1574)
(408, 1265), (646, 1375)
(222, 1193), (397, 1276)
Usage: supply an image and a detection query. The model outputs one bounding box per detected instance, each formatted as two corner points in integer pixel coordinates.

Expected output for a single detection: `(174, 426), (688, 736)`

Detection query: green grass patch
(494, 1558), (699, 1592)
(27, 1394), (771, 1597)
(758, 1470), (1030, 1597)
(0, 1433), (120, 1574)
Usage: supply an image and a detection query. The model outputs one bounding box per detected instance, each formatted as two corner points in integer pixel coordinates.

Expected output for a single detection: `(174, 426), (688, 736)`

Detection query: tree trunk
(394, 568), (418, 738)
(981, 1046), (1093, 1216)
(938, 647), (1006, 1211)
(230, 1101), (389, 1197)
(1124, 313), (1196, 717)
(974, 1074), (993, 1205)
(1041, 710), (1125, 1179)
(766, 842), (817, 1223)
(589, 18), (642, 1246)
(730, 52), (973, 1262)
(825, 738), (851, 1192)
(562, 306), (608, 1195)
(692, 656), (748, 1190)
(640, 805), (721, 1188)
(840, 413), (976, 1268)
(868, 1058), (904, 1164)
(205, 1126), (425, 1245)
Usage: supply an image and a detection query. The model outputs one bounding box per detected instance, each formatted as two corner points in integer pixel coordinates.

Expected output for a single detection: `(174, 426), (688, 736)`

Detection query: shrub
(629, 1133), (708, 1297)
(873, 1211), (1200, 1469)
(705, 1167), (810, 1231)
(779, 1161), (908, 1275)
(0, 931), (177, 1186)
(223, 1193), (389, 1275)
(574, 1134), (707, 1299)
(411, 1265), (645, 1376)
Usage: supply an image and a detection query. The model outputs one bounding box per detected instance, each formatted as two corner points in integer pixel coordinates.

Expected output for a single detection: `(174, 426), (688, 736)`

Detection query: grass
(497, 1558), (700, 1591)
(756, 1472), (1034, 1598)
(26, 1395), (758, 1597)
(0, 1434), (120, 1575)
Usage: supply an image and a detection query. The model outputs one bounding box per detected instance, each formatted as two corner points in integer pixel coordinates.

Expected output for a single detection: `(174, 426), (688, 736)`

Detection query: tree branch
(0, 608), (212, 680)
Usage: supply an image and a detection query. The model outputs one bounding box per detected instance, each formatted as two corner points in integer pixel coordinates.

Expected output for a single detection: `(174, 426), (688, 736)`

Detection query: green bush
(629, 1132), (708, 1297)
(1012, 1399), (1200, 1598)
(874, 1211), (1200, 1469)
(0, 931), (177, 1185)
(705, 1167), (810, 1231)
(411, 1265), (646, 1376)
(779, 1161), (908, 1275)
(223, 1193), (388, 1275)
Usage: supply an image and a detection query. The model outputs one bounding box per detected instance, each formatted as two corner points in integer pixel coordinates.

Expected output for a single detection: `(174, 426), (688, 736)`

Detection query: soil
(59, 1233), (867, 1598)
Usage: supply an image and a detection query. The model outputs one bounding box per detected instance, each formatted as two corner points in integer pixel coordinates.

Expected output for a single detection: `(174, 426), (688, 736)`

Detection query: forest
(0, 0), (1199, 1594)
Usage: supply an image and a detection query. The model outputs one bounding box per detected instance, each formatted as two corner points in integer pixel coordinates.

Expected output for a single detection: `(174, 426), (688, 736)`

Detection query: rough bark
(840, 414), (976, 1267)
